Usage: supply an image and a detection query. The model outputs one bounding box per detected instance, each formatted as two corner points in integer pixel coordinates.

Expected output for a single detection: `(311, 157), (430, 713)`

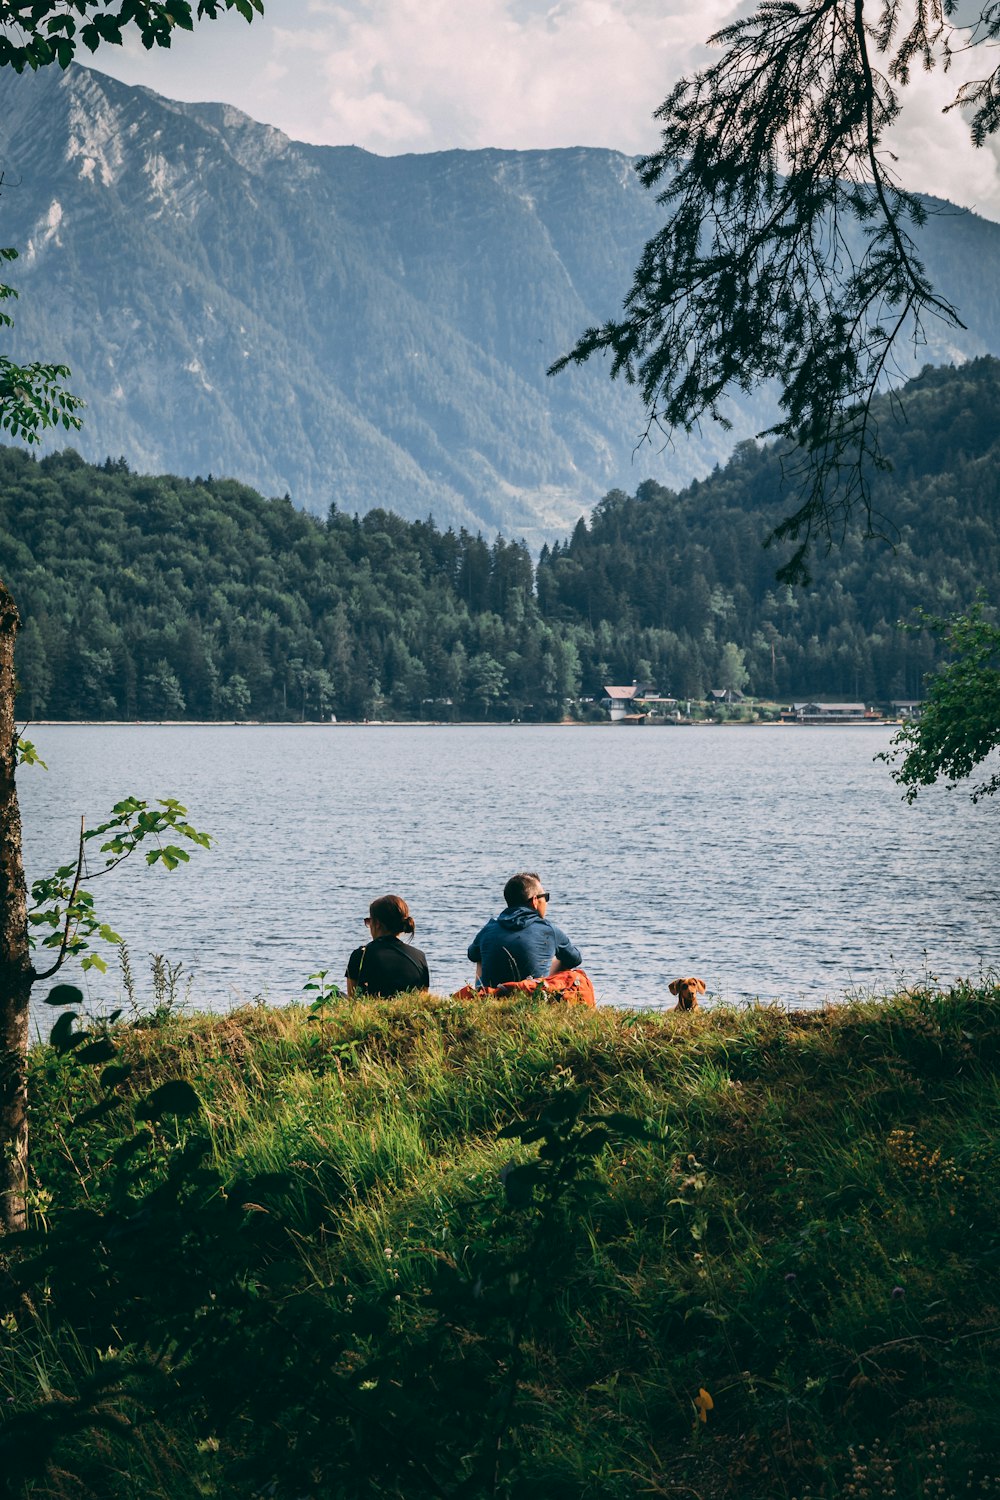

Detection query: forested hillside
(536, 359), (1000, 701)
(3, 359), (998, 722)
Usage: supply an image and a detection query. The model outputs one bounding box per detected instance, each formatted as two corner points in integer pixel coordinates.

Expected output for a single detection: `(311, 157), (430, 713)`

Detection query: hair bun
(369, 893), (415, 937)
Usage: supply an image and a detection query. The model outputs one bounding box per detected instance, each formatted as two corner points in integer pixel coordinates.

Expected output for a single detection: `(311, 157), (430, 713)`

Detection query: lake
(16, 723), (1000, 1022)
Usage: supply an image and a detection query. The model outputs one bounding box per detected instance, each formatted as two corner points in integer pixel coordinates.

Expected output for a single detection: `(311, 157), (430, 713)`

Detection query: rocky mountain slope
(1, 64), (999, 540)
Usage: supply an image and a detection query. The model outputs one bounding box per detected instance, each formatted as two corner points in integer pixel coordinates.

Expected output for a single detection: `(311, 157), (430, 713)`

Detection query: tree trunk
(0, 579), (33, 1233)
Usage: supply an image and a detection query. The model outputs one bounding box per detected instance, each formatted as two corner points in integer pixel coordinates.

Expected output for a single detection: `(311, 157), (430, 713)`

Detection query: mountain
(1, 65), (1000, 542)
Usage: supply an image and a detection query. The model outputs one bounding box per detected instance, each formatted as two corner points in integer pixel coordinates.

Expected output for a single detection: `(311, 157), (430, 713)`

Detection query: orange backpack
(453, 967), (595, 1007)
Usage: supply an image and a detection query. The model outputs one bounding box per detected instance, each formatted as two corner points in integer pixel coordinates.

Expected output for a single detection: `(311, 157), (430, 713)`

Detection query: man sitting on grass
(468, 872), (582, 989)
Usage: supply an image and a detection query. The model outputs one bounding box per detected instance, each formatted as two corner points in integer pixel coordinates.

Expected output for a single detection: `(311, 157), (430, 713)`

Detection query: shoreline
(23, 717), (901, 728)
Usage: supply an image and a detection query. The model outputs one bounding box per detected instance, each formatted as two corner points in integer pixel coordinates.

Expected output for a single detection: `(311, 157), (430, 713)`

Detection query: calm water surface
(17, 724), (1000, 1020)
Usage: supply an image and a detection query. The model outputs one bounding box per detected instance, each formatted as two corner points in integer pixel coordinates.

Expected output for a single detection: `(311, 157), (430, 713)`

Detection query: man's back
(468, 902), (581, 988)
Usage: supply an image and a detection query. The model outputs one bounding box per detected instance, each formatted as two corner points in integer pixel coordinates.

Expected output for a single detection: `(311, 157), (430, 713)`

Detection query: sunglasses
(534, 891), (551, 902)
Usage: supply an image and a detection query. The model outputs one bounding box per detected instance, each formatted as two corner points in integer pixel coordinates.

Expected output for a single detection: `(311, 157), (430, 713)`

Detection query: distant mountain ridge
(1, 64), (1000, 541)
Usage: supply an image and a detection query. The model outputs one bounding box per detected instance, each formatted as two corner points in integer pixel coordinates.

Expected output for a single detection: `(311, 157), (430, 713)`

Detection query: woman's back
(346, 934), (429, 998)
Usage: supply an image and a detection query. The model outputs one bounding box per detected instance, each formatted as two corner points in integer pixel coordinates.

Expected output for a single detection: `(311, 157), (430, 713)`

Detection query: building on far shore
(779, 702), (884, 724)
(601, 685), (640, 722)
(601, 683), (676, 722)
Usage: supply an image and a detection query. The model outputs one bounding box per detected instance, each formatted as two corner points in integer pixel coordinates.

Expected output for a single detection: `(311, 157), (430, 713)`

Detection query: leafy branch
(550, 0), (999, 582)
(0, 0), (263, 71)
(28, 798), (211, 980)
(16, 734), (47, 768)
(0, 246), (85, 440)
(880, 598), (1000, 802)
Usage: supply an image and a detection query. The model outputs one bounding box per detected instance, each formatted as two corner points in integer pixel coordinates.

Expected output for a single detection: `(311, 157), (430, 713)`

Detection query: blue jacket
(468, 905), (581, 989)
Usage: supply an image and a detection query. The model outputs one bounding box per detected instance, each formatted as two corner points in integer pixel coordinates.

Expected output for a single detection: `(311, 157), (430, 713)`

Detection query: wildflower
(694, 1388), (714, 1423)
(891, 1285), (905, 1300)
(785, 1272), (797, 1283)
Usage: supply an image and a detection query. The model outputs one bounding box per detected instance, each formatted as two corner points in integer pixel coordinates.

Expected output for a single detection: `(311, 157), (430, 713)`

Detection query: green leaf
(497, 1120), (547, 1144)
(73, 1097), (121, 1126)
(114, 1130), (153, 1164)
(100, 1063), (133, 1088)
(49, 1012), (84, 1053)
(75, 1038), (119, 1066)
(43, 983), (85, 1007)
(540, 1090), (589, 1125)
(500, 1162), (543, 1208)
(146, 845), (191, 869)
(164, 0), (195, 27)
(93, 13), (123, 42)
(16, 738), (47, 769)
(136, 1079), (202, 1121)
(29, 910), (61, 929)
(230, 1170), (292, 1204)
(592, 1112), (667, 1143)
(112, 797), (144, 816)
(575, 1127), (612, 1156)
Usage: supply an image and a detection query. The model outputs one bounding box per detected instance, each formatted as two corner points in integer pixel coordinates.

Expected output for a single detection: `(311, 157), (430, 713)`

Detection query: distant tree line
(3, 359), (998, 722)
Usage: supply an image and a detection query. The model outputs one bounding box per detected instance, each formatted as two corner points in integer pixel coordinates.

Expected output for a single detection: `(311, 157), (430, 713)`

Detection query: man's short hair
(504, 871), (542, 908)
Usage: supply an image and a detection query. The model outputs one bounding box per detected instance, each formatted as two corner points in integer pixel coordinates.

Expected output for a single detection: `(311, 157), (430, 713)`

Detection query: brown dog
(669, 977), (706, 1012)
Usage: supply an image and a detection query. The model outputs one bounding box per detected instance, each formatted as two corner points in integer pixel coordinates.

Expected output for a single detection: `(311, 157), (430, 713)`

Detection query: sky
(90, 0), (1000, 222)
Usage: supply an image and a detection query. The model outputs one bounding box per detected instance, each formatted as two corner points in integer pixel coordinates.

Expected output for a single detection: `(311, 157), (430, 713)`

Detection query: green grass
(3, 981), (1000, 1498)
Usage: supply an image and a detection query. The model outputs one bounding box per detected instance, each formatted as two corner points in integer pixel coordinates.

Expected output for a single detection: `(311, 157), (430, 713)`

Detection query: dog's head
(668, 976), (706, 1011)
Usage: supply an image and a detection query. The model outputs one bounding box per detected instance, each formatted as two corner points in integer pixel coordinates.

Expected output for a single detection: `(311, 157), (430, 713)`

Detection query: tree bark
(0, 578), (33, 1233)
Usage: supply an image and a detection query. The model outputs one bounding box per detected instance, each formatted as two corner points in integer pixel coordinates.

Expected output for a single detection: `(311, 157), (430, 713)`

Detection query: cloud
(93, 0), (739, 155)
(260, 0), (744, 153)
(883, 48), (1000, 219)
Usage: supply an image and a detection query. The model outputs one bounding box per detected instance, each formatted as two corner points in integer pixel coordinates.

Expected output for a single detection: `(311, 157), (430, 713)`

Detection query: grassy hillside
(3, 982), (1000, 1497)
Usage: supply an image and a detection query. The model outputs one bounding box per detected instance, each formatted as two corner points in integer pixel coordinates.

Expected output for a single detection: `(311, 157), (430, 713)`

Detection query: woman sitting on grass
(345, 894), (430, 998)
